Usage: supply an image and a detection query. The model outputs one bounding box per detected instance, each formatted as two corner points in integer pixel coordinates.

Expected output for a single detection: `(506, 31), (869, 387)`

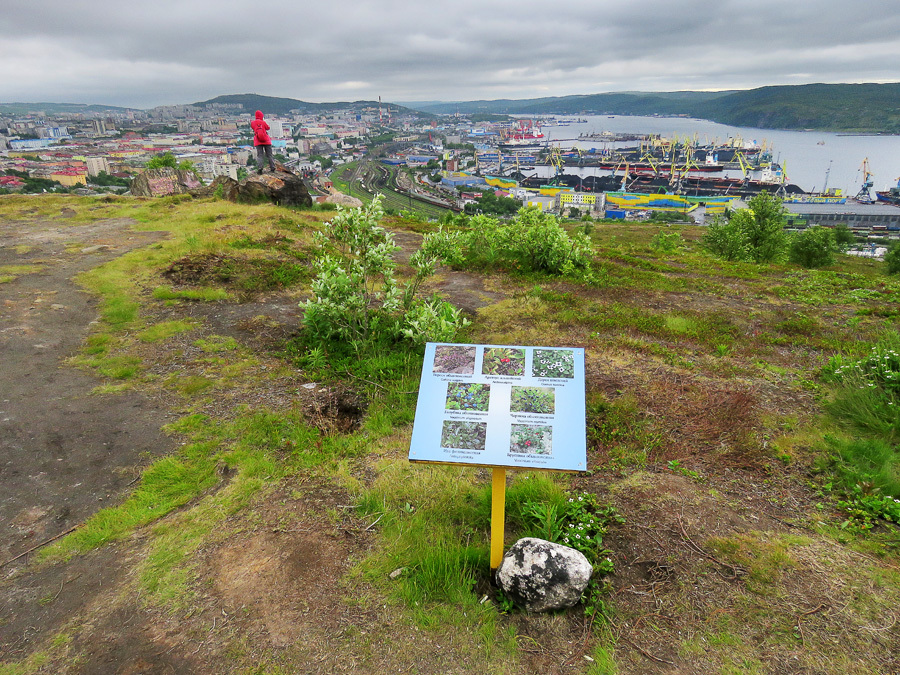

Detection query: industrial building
(783, 202), (900, 234)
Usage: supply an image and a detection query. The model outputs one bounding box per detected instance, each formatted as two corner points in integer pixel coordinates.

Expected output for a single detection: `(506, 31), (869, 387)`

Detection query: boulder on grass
(323, 192), (363, 208)
(191, 167), (312, 208)
(496, 537), (593, 613)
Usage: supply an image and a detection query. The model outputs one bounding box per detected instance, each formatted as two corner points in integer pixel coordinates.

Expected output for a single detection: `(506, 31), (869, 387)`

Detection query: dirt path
(0, 216), (173, 657)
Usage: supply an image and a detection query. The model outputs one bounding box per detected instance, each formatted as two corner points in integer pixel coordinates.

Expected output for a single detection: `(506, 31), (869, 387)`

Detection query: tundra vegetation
(1, 190), (899, 675)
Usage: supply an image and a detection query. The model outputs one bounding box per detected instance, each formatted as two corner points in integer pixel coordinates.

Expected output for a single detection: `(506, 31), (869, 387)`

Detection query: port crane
(821, 160), (832, 195)
(854, 158), (875, 203)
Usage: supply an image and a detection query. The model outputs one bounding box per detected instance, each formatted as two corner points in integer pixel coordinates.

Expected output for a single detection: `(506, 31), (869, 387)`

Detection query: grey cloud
(1, 0), (898, 106)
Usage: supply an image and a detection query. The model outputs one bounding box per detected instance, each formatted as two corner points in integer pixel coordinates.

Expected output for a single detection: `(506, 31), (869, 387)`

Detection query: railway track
(336, 159), (458, 219)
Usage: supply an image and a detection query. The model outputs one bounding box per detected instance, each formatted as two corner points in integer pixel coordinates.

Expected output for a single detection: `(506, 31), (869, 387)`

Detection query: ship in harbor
(876, 177), (900, 206)
(510, 159), (804, 199)
(498, 120), (546, 152)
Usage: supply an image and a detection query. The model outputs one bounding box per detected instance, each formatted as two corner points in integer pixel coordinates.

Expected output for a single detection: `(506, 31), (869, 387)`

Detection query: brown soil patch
(0, 217), (173, 566)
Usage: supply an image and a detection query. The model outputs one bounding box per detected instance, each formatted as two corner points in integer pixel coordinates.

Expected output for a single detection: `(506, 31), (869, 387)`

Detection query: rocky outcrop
(496, 538), (593, 612)
(192, 168), (313, 208)
(323, 192), (363, 208)
(130, 168), (202, 197)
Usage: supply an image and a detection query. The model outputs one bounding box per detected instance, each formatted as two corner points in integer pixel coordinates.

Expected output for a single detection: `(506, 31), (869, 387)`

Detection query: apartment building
(85, 156), (110, 177)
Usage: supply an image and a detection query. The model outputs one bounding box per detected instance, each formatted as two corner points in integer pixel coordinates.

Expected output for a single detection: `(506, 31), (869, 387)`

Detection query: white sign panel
(409, 343), (587, 472)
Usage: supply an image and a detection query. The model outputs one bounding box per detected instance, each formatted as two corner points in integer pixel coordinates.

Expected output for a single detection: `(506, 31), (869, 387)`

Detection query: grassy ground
(1, 193), (899, 674)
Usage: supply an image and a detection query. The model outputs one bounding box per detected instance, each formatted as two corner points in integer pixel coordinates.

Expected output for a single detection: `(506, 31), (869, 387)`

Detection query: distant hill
(410, 83), (900, 133)
(411, 91), (729, 116)
(193, 93), (426, 118)
(693, 83), (900, 133)
(0, 102), (135, 116)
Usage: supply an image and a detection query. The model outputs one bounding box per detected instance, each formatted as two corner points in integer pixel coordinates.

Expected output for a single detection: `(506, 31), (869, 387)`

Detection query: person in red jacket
(250, 110), (276, 174)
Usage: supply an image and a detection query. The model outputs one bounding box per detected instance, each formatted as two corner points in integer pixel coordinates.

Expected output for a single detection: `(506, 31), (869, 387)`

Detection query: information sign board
(409, 343), (587, 472)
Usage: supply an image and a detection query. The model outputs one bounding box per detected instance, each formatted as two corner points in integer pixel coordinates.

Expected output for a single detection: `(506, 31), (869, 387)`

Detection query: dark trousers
(256, 144), (275, 172)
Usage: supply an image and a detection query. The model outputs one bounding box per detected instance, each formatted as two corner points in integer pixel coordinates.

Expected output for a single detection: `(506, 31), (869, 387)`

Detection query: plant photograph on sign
(482, 347), (526, 376)
(445, 382), (491, 412)
(510, 386), (555, 414)
(440, 420), (487, 450)
(432, 344), (476, 374)
(531, 349), (575, 378)
(510, 424), (553, 455)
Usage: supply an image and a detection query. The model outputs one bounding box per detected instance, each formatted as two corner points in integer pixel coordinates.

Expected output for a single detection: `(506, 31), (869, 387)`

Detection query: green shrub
(702, 215), (750, 261)
(650, 229), (685, 253)
(885, 241), (900, 275)
(520, 490), (623, 568)
(832, 223), (855, 250)
(825, 333), (900, 440)
(648, 211), (682, 223)
(301, 196), (468, 348)
(703, 191), (788, 263)
(789, 226), (837, 268)
(826, 436), (900, 499)
(422, 206), (592, 276)
(147, 152), (177, 170)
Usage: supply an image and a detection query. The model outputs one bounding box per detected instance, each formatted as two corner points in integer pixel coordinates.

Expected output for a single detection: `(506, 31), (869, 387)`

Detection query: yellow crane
(855, 158), (874, 202)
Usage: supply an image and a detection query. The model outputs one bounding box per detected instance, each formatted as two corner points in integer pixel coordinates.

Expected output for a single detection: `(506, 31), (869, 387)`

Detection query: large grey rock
(130, 168), (202, 197)
(192, 168), (312, 208)
(496, 537), (593, 612)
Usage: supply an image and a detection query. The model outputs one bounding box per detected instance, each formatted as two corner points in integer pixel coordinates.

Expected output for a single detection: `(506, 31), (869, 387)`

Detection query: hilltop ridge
(3, 82), (899, 133)
(408, 82), (900, 133)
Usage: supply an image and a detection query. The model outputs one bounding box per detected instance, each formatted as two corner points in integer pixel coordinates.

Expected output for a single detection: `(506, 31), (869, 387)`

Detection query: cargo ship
(876, 178), (900, 206)
(498, 120), (545, 151)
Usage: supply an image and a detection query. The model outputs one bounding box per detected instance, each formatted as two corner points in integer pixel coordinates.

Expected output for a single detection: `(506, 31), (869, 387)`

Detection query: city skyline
(3, 0), (900, 109)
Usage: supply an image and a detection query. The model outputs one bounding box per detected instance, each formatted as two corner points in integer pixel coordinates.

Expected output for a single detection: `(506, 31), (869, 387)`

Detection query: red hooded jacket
(251, 110), (272, 146)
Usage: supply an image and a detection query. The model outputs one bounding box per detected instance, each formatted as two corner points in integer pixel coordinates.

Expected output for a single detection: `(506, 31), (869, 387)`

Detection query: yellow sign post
(409, 343), (587, 573)
(490, 467), (507, 570)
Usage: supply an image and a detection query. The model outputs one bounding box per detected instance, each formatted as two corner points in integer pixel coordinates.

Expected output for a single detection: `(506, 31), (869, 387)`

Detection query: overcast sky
(2, 0), (899, 109)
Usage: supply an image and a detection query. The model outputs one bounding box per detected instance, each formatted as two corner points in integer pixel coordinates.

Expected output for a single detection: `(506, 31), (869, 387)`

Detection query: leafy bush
(836, 484), (900, 527)
(832, 223), (855, 250)
(825, 436), (900, 501)
(301, 196), (468, 349)
(703, 191), (788, 263)
(650, 229), (685, 253)
(823, 333), (900, 525)
(789, 225), (837, 268)
(885, 241), (900, 275)
(401, 295), (468, 345)
(521, 491), (623, 565)
(702, 215), (751, 261)
(648, 211), (683, 223)
(826, 336), (900, 395)
(423, 206), (592, 276)
(147, 151), (198, 176)
(147, 152), (178, 170)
